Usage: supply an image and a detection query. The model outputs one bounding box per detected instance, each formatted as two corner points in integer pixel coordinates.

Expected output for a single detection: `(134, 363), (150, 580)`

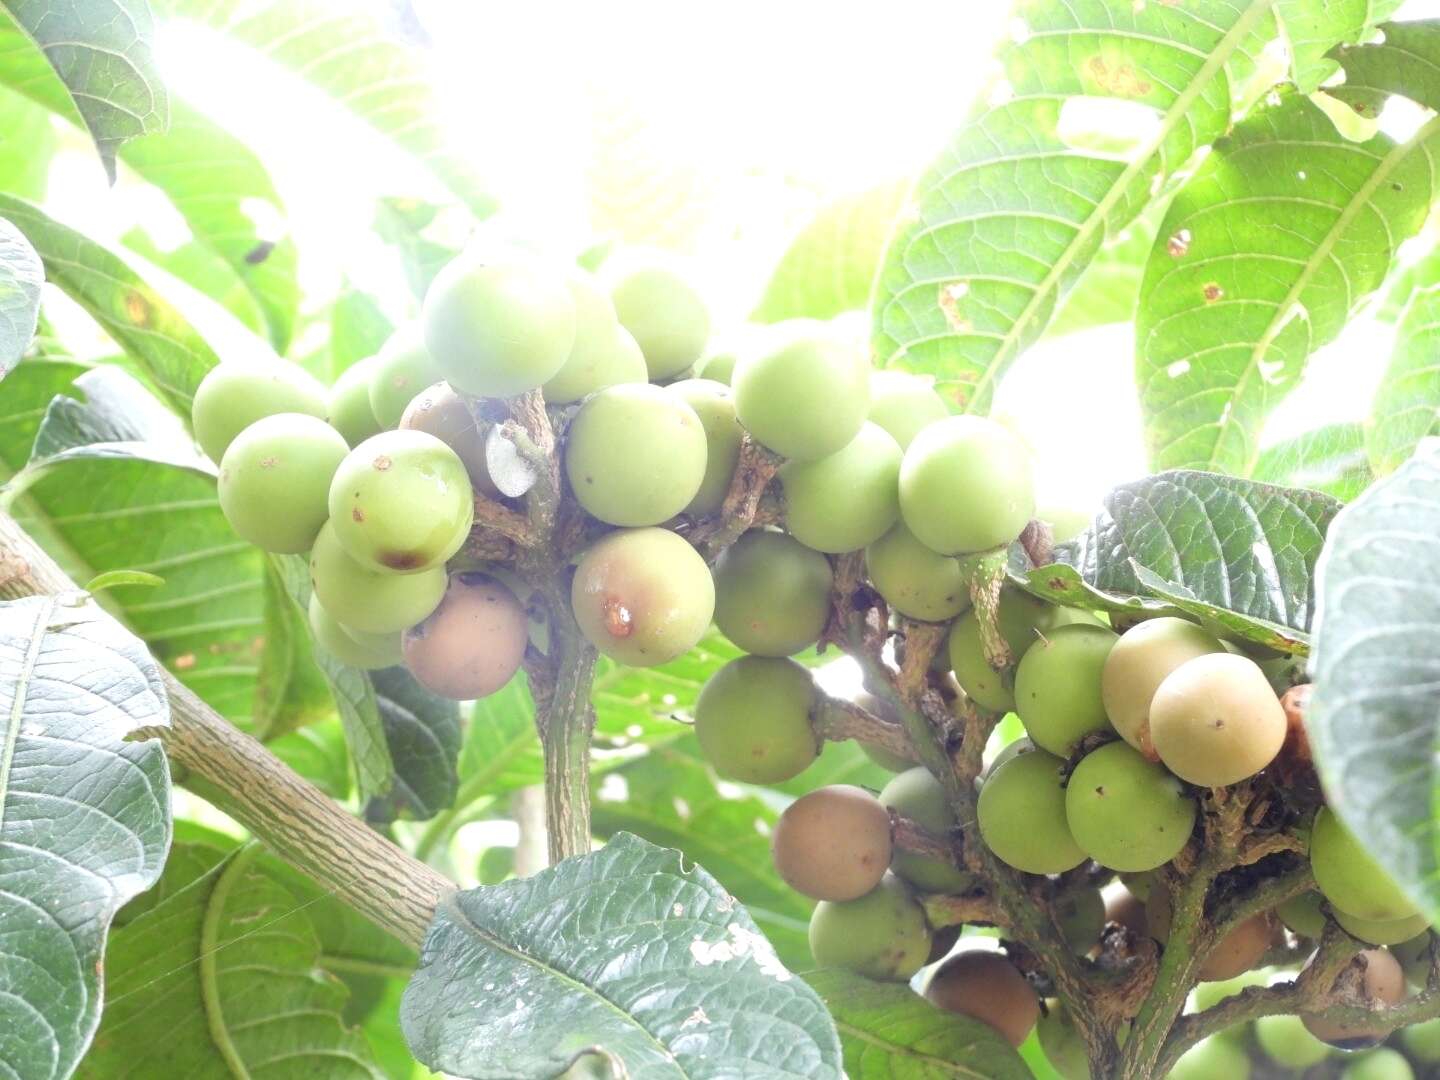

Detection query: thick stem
(532, 616), (598, 863)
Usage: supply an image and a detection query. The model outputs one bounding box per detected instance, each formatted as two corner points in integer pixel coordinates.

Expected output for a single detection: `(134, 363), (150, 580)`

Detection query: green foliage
(1276, 1), (1403, 93)
(365, 667), (462, 824)
(1370, 281), (1440, 476)
(0, 215), (41, 375)
(1253, 423), (1372, 502)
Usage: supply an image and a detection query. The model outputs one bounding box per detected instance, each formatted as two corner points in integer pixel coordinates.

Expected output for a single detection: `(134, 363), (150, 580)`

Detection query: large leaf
(1253, 423), (1372, 502)
(0, 594), (171, 1080)
(805, 970), (1028, 1080)
(1046, 211), (1156, 338)
(0, 214), (41, 376)
(1309, 440), (1440, 927)
(0, 85), (58, 202)
(401, 832), (842, 1078)
(1275, 0), (1403, 93)
(0, 0), (167, 178)
(81, 839), (383, 1078)
(1136, 93), (1438, 474)
(373, 196), (462, 303)
(366, 666), (461, 824)
(1368, 281), (1440, 477)
(871, 0), (1276, 411)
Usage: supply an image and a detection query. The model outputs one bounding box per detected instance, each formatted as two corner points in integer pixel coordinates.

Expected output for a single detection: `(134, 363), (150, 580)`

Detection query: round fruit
(541, 273), (637, 405)
(733, 334), (870, 461)
(328, 430), (474, 573)
(807, 873), (931, 982)
(668, 378), (743, 516)
(1334, 909), (1431, 947)
(867, 371), (948, 449)
(1197, 914), (1273, 982)
(780, 422), (901, 553)
(1303, 948), (1406, 1048)
(1341, 1047), (1414, 1080)
(694, 656), (817, 784)
(398, 381), (501, 498)
(1189, 966), (1271, 1012)
(1037, 1002), (1089, 1080)
(879, 767), (973, 893)
(949, 591), (1088, 713)
(924, 950), (1038, 1048)
(571, 527), (714, 667)
(1149, 652), (1286, 787)
(1255, 1013), (1332, 1068)
(1277, 891), (1328, 938)
(307, 594), (401, 670)
(401, 573), (528, 700)
(712, 530), (832, 657)
(1101, 617), (1226, 757)
(898, 416), (1034, 555)
(1394, 931), (1434, 988)
(369, 326), (441, 429)
(192, 359), (328, 463)
(563, 384), (707, 526)
(609, 265), (710, 380)
(694, 349), (736, 384)
(1311, 807), (1420, 923)
(1402, 1016), (1440, 1062)
(864, 522), (969, 622)
(423, 255), (577, 398)
(984, 735), (1035, 779)
(1055, 885), (1106, 953)
(1119, 871), (1155, 903)
(218, 413), (348, 553)
(771, 785), (892, 902)
(329, 356), (385, 447)
(309, 520), (446, 634)
(1014, 623), (1118, 757)
(977, 748), (1085, 875)
(1039, 506), (1090, 544)
(1065, 742), (1196, 873)
(1169, 1037), (1250, 1080)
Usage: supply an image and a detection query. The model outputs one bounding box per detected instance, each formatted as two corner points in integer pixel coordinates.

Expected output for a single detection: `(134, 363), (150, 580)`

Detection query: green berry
(1101, 617), (1226, 757)
(898, 416), (1034, 554)
(543, 275), (647, 404)
(668, 378), (743, 516)
(780, 422), (901, 553)
(1014, 623), (1118, 757)
(807, 873), (931, 982)
(978, 748), (1085, 875)
(1401, 1016), (1440, 1062)
(1255, 1013), (1332, 1069)
(1311, 807), (1420, 923)
(1054, 885), (1106, 953)
(864, 522), (969, 622)
(564, 384), (708, 526)
(571, 527), (714, 667)
(1277, 891), (1328, 938)
(398, 381), (501, 498)
(1065, 741), (1196, 873)
(1150, 652), (1286, 787)
(423, 256), (577, 397)
(948, 591), (1086, 713)
(368, 326), (441, 429)
(1394, 931), (1434, 988)
(734, 334), (870, 461)
(1341, 1047), (1414, 1080)
(712, 530), (832, 657)
(867, 370), (948, 449)
(694, 656), (818, 784)
(192, 359), (328, 463)
(610, 264), (710, 380)
(328, 356), (385, 446)
(309, 520), (446, 634)
(307, 594), (402, 670)
(1169, 1037), (1250, 1080)
(402, 572), (529, 700)
(1038, 505), (1091, 544)
(879, 766), (973, 893)
(328, 430), (474, 573)
(694, 348), (736, 384)
(1037, 1002), (1090, 1080)
(1334, 909), (1431, 946)
(218, 413), (348, 553)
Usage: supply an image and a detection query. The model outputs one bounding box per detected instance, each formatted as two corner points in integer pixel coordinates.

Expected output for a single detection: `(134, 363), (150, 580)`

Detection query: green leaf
(1275, 0), (1403, 93)
(84, 568), (164, 592)
(805, 969), (1028, 1079)
(453, 677), (543, 802)
(153, 0), (494, 217)
(366, 666), (461, 824)
(81, 841), (384, 1079)
(0, 85), (59, 202)
(1325, 19), (1440, 117)
(254, 554), (335, 741)
(0, 194), (219, 416)
(1136, 92), (1439, 474)
(1309, 440), (1440, 928)
(0, 215), (41, 376)
(1368, 281), (1440, 476)
(1, 593), (171, 1080)
(401, 832), (841, 1078)
(871, 0), (1276, 411)
(0, 0), (168, 179)
(753, 181), (908, 324)
(329, 285), (396, 375)
(1253, 423), (1372, 502)
(374, 197), (462, 302)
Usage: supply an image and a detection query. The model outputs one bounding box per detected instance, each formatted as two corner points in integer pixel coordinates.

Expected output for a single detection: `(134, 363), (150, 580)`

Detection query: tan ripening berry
(924, 951), (1039, 1048)
(771, 785), (892, 902)
(1149, 652), (1286, 787)
(402, 573), (528, 700)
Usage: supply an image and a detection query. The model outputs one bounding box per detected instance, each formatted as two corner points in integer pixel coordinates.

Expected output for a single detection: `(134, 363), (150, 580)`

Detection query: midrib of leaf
(199, 843), (261, 1080)
(964, 0), (1276, 408)
(0, 594), (55, 829)
(832, 1019), (993, 1078)
(1225, 112), (1440, 472)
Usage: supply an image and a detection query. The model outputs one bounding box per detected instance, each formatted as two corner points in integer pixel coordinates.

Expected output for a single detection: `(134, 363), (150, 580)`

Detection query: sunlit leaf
(1275, 0), (1403, 93)
(1368, 281), (1440, 476)
(1253, 423), (1372, 502)
(366, 665), (461, 824)
(0, 213), (41, 376)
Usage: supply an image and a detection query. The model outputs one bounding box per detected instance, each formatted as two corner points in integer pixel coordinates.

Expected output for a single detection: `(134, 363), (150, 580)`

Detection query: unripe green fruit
(309, 520), (446, 634)
(610, 265), (710, 380)
(1303, 948), (1406, 1048)
(1066, 742), (1196, 873)
(1169, 1037), (1250, 1080)
(564, 384), (707, 526)
(694, 349), (735, 384)
(1189, 966), (1270, 1011)
(1277, 891), (1328, 938)
(329, 356), (385, 447)
(771, 784), (892, 902)
(977, 748), (1085, 875)
(1150, 652), (1286, 787)
(712, 530), (832, 657)
(192, 359), (328, 463)
(307, 594), (402, 670)
(807, 873), (931, 982)
(1255, 1013), (1332, 1068)
(1334, 909), (1431, 947)
(423, 256), (577, 398)
(695, 656), (817, 784)
(859, 740), (917, 773)
(733, 335), (870, 461)
(864, 522), (969, 622)
(1014, 623), (1118, 757)
(668, 379), (743, 516)
(328, 430), (474, 574)
(571, 527), (714, 667)
(1037, 1002), (1090, 1080)
(398, 381), (501, 498)
(1402, 1016), (1440, 1062)
(1038, 506), (1091, 544)
(924, 950), (1038, 1048)
(401, 573), (528, 700)
(879, 766), (973, 893)
(218, 413), (347, 553)
(780, 422), (901, 553)
(1119, 871), (1154, 903)
(984, 735), (1035, 779)
(898, 416), (1034, 555)
(1394, 931), (1434, 988)
(369, 326), (441, 429)
(1341, 1047), (1414, 1080)
(1101, 616), (1226, 757)
(867, 370), (948, 450)
(948, 591), (1090, 713)
(1311, 807), (1420, 922)
(1054, 885), (1106, 953)
(543, 275), (646, 404)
